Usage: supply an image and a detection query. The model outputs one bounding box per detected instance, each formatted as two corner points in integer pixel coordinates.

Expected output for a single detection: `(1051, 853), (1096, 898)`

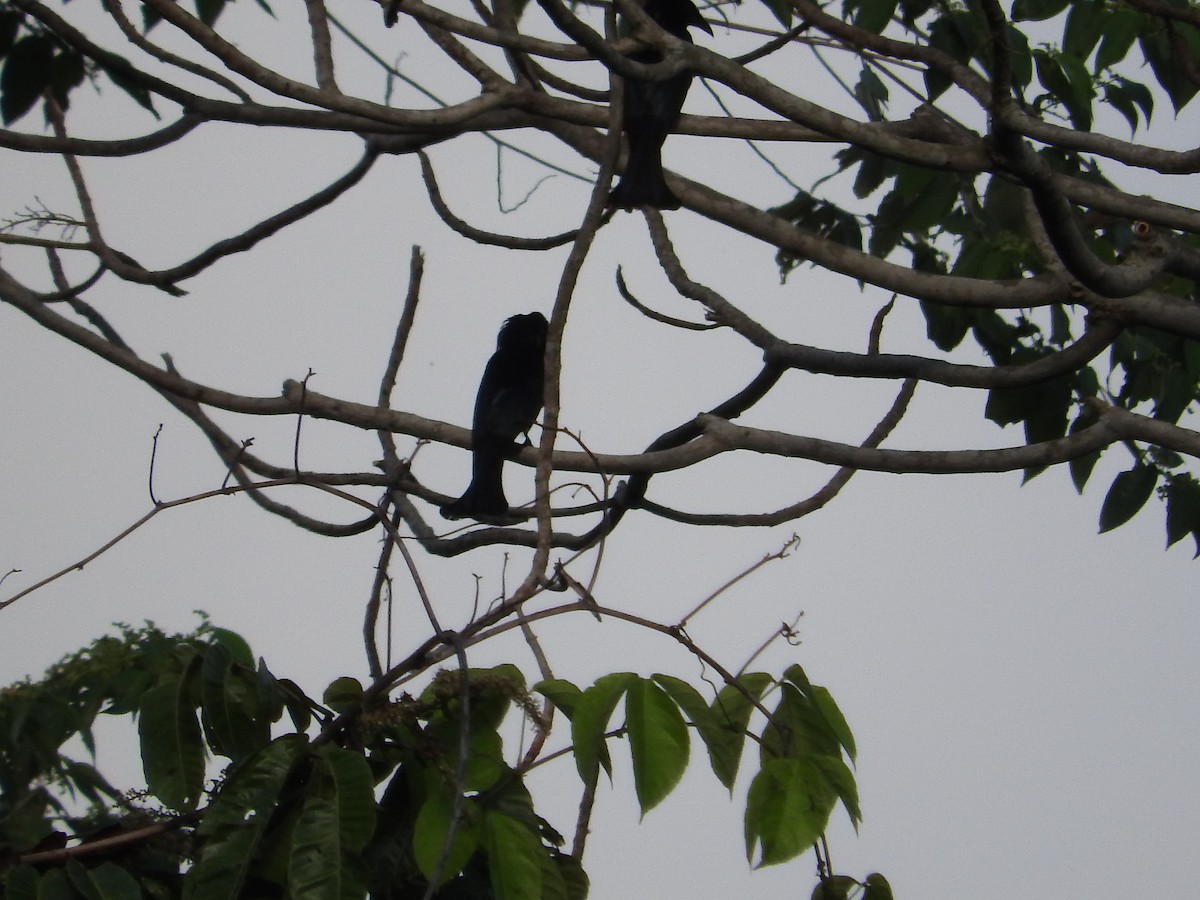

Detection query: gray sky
(2, 2), (1198, 899)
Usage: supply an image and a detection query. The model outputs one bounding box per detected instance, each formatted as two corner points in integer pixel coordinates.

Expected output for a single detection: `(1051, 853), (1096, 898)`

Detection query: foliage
(0, 622), (872, 899)
(1, 0), (1199, 897)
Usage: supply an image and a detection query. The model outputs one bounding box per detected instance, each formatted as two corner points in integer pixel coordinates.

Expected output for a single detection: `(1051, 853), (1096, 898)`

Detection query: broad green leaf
(1064, 0), (1106, 61)
(187, 735), (307, 900)
(745, 758), (836, 867)
(1098, 464), (1158, 533)
(1094, 8), (1140, 72)
(289, 794), (368, 900)
(808, 685), (857, 764)
(763, 683), (842, 763)
(569, 673), (637, 784)
(317, 744), (376, 851)
(412, 791), (479, 884)
(207, 628), (255, 668)
(533, 678), (583, 718)
(863, 872), (895, 900)
(65, 862), (140, 900)
(201, 640), (268, 763)
(482, 812), (542, 900)
(812, 875), (858, 900)
(650, 674), (712, 731)
(4, 865), (39, 900)
(810, 754), (862, 828)
(625, 679), (690, 815)
(547, 851), (589, 900)
(1139, 24), (1200, 113)
(703, 673), (773, 791)
(138, 675), (205, 812)
(33, 868), (75, 900)
(323, 676), (363, 714)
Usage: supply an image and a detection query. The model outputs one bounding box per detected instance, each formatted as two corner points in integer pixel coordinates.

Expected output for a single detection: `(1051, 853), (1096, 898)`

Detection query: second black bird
(609, 0), (712, 211)
(442, 312), (548, 521)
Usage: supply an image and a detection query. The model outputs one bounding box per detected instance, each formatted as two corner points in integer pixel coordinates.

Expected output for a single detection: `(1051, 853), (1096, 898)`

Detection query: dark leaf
(1011, 0), (1071, 21)
(1068, 407), (1104, 494)
(1064, 0), (1107, 61)
(1094, 7), (1140, 72)
(1165, 477), (1200, 556)
(0, 11), (23, 59)
(846, 0), (898, 33)
(1, 34), (53, 124)
(1098, 463), (1158, 533)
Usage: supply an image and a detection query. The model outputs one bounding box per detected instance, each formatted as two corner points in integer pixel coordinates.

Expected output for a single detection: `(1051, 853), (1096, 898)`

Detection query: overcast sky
(2, 3), (1198, 899)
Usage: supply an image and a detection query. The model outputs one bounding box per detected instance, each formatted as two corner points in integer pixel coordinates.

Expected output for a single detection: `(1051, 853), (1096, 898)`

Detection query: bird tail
(441, 437), (510, 520)
(609, 154), (681, 211)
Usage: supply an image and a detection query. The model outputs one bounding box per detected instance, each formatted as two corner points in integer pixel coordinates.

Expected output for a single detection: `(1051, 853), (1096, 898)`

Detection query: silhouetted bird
(442, 312), (548, 521)
(608, 0), (712, 211)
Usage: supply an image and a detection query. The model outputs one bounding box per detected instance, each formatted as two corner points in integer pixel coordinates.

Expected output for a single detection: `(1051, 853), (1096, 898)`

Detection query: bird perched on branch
(442, 312), (548, 521)
(609, 0), (712, 211)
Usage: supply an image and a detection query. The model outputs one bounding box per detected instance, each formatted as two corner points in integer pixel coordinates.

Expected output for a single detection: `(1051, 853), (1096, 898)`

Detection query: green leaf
(289, 796), (367, 900)
(138, 674), (205, 812)
(862, 872), (895, 900)
(569, 673), (637, 784)
(1064, 0), (1106, 61)
(1098, 463), (1158, 533)
(533, 678), (583, 718)
(1094, 8), (1140, 72)
(846, 0), (897, 33)
(625, 678), (690, 815)
(1, 34), (53, 124)
(1011, 0), (1070, 21)
(30, 868), (75, 900)
(201, 640), (268, 763)
(812, 875), (858, 900)
(808, 685), (856, 764)
(745, 758), (835, 867)
(316, 744), (376, 852)
(4, 865), (40, 900)
(412, 792), (479, 884)
(288, 749), (373, 900)
(810, 754), (862, 828)
(187, 735), (308, 900)
(703, 673), (773, 791)
(65, 863), (141, 900)
(1139, 22), (1200, 113)
(322, 676), (363, 715)
(482, 812), (543, 900)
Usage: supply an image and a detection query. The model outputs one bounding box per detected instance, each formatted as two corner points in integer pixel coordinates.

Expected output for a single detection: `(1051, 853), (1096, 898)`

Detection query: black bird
(608, 0), (712, 211)
(442, 312), (548, 521)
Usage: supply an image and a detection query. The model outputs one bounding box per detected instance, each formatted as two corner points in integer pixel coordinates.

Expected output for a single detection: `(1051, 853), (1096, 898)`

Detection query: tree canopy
(0, 0), (1197, 897)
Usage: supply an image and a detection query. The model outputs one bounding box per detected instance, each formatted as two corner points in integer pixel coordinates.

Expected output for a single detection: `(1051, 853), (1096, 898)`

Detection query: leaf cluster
(0, 622), (879, 900)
